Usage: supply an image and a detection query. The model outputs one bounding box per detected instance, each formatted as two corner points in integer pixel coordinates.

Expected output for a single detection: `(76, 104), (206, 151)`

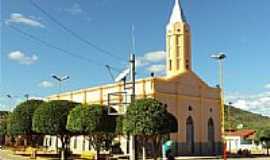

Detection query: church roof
(168, 0), (186, 25)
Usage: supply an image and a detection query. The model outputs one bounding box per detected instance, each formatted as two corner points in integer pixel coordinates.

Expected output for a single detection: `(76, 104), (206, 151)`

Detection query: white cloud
(144, 51), (166, 62)
(146, 64), (165, 73)
(265, 83), (270, 89)
(64, 3), (83, 15)
(6, 13), (45, 28)
(136, 57), (149, 67)
(28, 96), (48, 101)
(136, 51), (166, 68)
(8, 51), (38, 65)
(38, 81), (55, 88)
(136, 51), (166, 67)
(226, 91), (270, 117)
(0, 103), (6, 110)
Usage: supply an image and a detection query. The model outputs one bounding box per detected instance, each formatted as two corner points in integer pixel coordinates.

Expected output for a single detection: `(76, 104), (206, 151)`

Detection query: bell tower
(166, 0), (192, 77)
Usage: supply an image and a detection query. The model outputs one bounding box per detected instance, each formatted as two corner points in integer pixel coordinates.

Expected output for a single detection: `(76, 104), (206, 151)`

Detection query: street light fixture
(211, 52), (226, 60)
(51, 74), (70, 82)
(51, 74), (70, 99)
(0, 93), (29, 112)
(211, 52), (226, 155)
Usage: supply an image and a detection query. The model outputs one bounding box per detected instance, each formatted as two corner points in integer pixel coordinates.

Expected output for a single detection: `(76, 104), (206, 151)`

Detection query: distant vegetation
(224, 105), (270, 135)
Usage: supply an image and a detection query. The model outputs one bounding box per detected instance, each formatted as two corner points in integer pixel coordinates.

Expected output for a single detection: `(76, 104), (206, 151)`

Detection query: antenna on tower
(131, 24), (136, 54)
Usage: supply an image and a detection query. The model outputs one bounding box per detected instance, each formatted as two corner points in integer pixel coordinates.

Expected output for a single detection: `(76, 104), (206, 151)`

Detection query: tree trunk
(61, 150), (65, 160)
(96, 149), (100, 160)
(142, 138), (146, 160)
(60, 136), (66, 160)
(23, 136), (27, 147)
(152, 135), (158, 160)
(152, 135), (162, 160)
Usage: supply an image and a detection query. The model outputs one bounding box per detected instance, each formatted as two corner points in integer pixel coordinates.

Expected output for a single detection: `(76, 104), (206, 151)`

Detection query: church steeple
(166, 0), (192, 77)
(169, 0), (185, 24)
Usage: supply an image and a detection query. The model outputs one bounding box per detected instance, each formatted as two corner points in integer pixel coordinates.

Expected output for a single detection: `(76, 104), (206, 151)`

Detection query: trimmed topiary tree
(32, 100), (78, 160)
(123, 98), (178, 160)
(67, 104), (117, 159)
(7, 100), (44, 146)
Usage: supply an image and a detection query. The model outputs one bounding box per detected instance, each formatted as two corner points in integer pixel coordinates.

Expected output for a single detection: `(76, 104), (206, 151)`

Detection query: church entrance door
(186, 116), (194, 154)
(208, 118), (215, 154)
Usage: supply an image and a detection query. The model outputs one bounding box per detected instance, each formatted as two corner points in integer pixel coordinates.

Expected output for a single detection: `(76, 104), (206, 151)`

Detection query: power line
(29, 0), (126, 62)
(9, 25), (122, 72)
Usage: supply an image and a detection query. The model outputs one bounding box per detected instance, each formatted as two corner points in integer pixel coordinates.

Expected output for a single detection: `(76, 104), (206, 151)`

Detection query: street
(0, 150), (28, 160)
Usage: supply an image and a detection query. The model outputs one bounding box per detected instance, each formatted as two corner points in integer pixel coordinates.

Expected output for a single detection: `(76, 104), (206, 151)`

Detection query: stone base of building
(175, 142), (223, 156)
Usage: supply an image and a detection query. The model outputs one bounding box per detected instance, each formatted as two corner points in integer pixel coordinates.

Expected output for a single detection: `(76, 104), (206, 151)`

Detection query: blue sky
(1, 0), (270, 117)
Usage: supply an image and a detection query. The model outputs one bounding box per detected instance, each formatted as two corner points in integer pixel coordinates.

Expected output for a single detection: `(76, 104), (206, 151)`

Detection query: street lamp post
(51, 74), (70, 151)
(6, 94), (30, 111)
(211, 52), (226, 156)
(24, 94), (29, 101)
(51, 74), (70, 99)
(6, 94), (15, 112)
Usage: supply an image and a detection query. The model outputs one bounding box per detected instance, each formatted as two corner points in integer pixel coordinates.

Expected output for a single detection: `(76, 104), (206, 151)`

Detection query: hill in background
(224, 105), (270, 136)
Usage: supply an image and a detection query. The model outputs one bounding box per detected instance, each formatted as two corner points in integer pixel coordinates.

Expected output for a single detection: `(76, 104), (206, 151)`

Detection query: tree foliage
(123, 98), (178, 160)
(123, 98), (177, 135)
(32, 100), (77, 135)
(260, 128), (270, 156)
(32, 100), (78, 160)
(7, 100), (44, 136)
(0, 111), (9, 136)
(67, 104), (117, 158)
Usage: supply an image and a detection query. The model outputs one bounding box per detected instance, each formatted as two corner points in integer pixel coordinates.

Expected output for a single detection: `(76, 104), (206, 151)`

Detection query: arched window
(208, 118), (215, 154)
(186, 116), (194, 154)
(188, 106), (192, 111)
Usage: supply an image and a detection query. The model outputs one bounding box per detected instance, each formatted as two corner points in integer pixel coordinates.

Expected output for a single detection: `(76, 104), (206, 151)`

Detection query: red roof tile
(225, 129), (256, 138)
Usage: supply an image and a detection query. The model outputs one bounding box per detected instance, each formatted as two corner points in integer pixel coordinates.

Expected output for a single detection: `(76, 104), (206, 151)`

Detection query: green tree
(0, 118), (7, 137)
(0, 111), (9, 145)
(7, 100), (44, 146)
(32, 100), (78, 160)
(67, 104), (117, 159)
(260, 128), (270, 156)
(0, 111), (9, 136)
(123, 98), (178, 160)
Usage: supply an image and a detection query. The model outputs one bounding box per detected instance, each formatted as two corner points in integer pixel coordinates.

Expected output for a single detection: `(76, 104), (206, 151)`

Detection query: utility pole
(129, 53), (136, 160)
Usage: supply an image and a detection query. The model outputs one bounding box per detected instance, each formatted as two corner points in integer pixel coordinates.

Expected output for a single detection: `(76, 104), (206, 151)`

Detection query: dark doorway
(208, 118), (215, 154)
(186, 116), (194, 154)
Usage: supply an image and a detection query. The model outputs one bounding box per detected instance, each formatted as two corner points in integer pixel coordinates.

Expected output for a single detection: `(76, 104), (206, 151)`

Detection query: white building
(225, 129), (262, 153)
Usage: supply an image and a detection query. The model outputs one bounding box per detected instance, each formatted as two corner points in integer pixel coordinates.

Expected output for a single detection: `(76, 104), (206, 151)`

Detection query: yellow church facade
(46, 0), (222, 155)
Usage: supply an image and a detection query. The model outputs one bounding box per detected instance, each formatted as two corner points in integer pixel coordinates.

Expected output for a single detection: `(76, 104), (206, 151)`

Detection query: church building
(46, 0), (222, 155)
